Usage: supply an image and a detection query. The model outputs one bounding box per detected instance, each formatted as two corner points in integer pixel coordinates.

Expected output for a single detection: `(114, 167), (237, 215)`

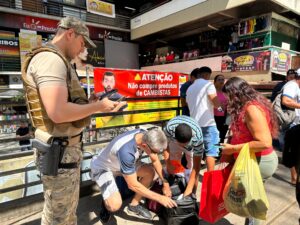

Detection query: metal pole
(86, 66), (90, 98)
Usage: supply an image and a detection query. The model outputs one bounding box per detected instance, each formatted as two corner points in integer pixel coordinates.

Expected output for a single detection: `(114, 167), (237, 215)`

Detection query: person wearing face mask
(21, 16), (121, 225)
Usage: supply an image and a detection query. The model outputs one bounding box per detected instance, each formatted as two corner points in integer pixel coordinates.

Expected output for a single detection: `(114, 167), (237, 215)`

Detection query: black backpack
(162, 196), (199, 225)
(161, 176), (199, 225)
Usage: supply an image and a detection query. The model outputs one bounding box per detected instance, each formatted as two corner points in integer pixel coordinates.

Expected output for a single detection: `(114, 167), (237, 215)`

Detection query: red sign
(0, 12), (129, 40)
(94, 68), (187, 97)
(0, 13), (57, 33)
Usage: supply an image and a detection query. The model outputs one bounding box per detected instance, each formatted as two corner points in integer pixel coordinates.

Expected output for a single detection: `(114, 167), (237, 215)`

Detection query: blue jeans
(201, 125), (220, 157)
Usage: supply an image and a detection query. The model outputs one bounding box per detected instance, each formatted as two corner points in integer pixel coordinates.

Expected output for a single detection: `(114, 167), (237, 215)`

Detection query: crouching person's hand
(158, 195), (177, 208)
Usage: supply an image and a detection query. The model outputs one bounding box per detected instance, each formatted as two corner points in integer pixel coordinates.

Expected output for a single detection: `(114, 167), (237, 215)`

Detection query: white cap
(296, 68), (300, 76)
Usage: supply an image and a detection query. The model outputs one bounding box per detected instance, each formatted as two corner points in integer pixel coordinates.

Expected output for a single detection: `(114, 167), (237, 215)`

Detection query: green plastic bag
(223, 143), (269, 220)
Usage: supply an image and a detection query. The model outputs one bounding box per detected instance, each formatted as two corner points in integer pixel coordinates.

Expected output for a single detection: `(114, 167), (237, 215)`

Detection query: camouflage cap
(58, 16), (96, 48)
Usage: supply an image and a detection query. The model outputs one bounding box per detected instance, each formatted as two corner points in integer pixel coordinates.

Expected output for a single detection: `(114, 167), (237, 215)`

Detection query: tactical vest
(21, 46), (91, 135)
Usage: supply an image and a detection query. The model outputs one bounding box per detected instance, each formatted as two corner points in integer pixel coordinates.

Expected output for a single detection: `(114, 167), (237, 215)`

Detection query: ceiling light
(124, 6), (136, 11)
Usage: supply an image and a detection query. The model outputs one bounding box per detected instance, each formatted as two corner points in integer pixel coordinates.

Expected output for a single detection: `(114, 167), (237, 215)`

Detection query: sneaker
(99, 199), (111, 223)
(127, 204), (152, 219)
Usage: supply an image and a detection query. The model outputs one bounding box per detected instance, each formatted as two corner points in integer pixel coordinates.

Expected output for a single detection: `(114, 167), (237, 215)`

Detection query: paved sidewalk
(3, 151), (299, 225)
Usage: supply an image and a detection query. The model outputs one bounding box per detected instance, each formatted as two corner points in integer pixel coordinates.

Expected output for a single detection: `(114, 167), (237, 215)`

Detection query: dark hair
(103, 71), (115, 80)
(214, 74), (224, 83)
(223, 77), (278, 138)
(175, 124), (192, 143)
(190, 68), (200, 78)
(198, 66), (212, 78)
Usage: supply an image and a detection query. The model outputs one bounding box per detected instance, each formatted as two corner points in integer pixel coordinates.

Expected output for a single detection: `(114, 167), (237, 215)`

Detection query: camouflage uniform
(40, 143), (82, 225)
(22, 17), (96, 225)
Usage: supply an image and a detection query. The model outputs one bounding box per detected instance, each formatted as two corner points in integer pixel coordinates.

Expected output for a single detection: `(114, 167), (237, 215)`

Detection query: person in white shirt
(186, 66), (222, 171)
(281, 69), (300, 185)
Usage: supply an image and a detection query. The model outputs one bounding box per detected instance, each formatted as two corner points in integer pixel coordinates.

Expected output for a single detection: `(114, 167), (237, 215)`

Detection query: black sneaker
(127, 204), (152, 219)
(99, 199), (111, 223)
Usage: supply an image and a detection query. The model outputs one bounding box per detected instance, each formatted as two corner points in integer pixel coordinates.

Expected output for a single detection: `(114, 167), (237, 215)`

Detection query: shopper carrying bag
(220, 77), (279, 225)
(223, 143), (269, 220)
(199, 162), (232, 223)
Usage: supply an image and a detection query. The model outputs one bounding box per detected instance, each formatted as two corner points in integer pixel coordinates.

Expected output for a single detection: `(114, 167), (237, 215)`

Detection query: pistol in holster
(32, 138), (78, 176)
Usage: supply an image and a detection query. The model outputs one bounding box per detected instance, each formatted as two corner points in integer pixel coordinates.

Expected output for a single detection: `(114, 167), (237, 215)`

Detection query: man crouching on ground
(90, 128), (177, 223)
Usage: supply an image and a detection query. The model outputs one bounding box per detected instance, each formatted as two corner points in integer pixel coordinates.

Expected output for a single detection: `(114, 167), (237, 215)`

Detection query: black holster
(32, 138), (77, 176)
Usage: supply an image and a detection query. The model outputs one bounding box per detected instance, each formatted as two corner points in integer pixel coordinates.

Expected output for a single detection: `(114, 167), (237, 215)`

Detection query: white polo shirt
(186, 78), (216, 127)
(283, 80), (300, 124)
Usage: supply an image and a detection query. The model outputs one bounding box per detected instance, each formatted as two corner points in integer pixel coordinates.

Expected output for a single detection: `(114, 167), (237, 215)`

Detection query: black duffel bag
(161, 195), (199, 225)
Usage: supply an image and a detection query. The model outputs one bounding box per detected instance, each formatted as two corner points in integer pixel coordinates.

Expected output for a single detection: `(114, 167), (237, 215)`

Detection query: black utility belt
(32, 136), (81, 176)
(53, 132), (83, 146)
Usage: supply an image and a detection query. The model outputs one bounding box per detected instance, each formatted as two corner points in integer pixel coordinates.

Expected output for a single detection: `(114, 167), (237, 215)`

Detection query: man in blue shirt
(91, 128), (176, 223)
(180, 68), (199, 116)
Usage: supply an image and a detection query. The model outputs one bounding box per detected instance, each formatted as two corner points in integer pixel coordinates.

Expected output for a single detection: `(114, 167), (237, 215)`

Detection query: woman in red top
(221, 77), (279, 225)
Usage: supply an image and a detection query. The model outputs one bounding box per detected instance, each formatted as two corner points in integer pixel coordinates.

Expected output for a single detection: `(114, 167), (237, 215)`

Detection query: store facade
(140, 12), (300, 81)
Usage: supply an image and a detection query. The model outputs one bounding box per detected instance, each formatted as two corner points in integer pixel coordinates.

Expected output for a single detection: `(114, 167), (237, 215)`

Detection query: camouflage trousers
(36, 142), (83, 225)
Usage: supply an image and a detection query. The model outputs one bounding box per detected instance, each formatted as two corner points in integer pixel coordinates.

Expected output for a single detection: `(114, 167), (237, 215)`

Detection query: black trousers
(214, 116), (228, 143)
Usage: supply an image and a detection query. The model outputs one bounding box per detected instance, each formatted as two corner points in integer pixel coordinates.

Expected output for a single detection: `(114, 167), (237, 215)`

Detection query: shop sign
(271, 50), (291, 74)
(98, 30), (123, 41)
(86, 0), (115, 18)
(86, 40), (105, 67)
(0, 38), (20, 57)
(22, 17), (57, 32)
(0, 13), (58, 33)
(94, 68), (187, 128)
(0, 12), (129, 41)
(221, 51), (271, 72)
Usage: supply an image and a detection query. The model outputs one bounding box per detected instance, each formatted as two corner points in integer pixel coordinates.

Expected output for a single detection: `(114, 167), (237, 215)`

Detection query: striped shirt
(164, 115), (204, 156)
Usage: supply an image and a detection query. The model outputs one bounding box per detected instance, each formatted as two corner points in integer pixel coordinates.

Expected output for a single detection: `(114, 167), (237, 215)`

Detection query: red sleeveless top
(230, 101), (273, 157)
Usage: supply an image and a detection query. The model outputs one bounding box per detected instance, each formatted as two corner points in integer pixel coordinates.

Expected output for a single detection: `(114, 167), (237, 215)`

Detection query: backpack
(160, 176), (199, 225)
(161, 196), (199, 225)
(272, 90), (296, 130)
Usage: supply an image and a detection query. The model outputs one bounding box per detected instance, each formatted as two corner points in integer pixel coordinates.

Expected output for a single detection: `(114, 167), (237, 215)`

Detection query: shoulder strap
(21, 46), (72, 87)
(21, 46), (72, 101)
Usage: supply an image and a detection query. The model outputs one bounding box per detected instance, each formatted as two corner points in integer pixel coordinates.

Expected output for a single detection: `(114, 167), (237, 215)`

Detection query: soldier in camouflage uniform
(22, 17), (126, 225)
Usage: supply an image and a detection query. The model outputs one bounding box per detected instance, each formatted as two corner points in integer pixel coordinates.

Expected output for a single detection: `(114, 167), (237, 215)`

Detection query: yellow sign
(234, 55), (254, 66)
(86, 0), (115, 18)
(278, 53), (287, 62)
(96, 100), (178, 128)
